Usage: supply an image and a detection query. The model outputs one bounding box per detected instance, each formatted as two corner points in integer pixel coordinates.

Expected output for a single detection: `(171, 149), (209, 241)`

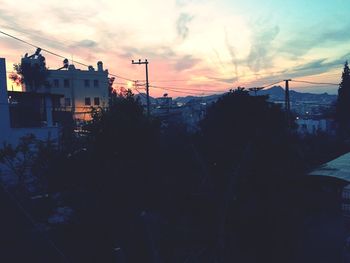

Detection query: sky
(0, 0), (349, 97)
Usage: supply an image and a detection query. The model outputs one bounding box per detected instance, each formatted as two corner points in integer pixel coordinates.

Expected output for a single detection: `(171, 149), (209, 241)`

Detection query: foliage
(335, 61), (350, 137)
(9, 49), (50, 91)
(199, 87), (294, 174)
(107, 76), (115, 96)
(0, 134), (58, 192)
(85, 89), (159, 161)
(196, 87), (307, 262)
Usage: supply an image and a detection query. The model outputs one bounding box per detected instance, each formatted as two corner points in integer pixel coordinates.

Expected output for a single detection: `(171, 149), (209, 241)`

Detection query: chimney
(97, 61), (103, 72)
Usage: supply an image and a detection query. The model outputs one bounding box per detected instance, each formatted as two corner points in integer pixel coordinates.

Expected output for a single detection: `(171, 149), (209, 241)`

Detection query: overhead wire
(291, 80), (339, 86)
(0, 29), (344, 97)
(0, 29), (135, 82)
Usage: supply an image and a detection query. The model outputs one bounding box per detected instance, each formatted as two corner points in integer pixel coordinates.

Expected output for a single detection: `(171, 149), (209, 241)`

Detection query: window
(85, 97), (91, 106)
(64, 98), (71, 107)
(94, 97), (100, 106)
(53, 79), (59, 88)
(84, 79), (90, 87)
(93, 79), (99, 88)
(64, 79), (70, 88)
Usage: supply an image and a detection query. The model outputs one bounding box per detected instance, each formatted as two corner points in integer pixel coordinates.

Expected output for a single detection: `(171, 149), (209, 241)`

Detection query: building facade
(21, 49), (109, 122)
(45, 63), (109, 121)
(0, 58), (61, 146)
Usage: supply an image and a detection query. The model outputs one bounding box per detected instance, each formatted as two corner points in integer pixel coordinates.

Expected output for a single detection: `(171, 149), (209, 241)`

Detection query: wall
(0, 58), (11, 144)
(0, 58), (61, 146)
(39, 64), (109, 121)
(297, 118), (333, 135)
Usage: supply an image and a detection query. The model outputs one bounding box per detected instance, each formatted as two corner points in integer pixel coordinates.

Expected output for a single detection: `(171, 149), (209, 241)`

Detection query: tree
(78, 90), (161, 261)
(336, 61), (350, 137)
(197, 88), (305, 263)
(199, 87), (293, 175)
(9, 48), (50, 91)
(0, 134), (57, 193)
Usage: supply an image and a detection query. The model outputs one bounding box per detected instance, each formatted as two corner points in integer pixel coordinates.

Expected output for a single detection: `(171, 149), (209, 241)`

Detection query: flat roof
(309, 152), (350, 182)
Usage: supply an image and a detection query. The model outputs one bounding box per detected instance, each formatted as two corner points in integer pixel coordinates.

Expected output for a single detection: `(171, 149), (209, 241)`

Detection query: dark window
(64, 98), (71, 107)
(64, 79), (70, 88)
(84, 79), (90, 87)
(94, 97), (100, 106)
(85, 97), (91, 106)
(53, 79), (59, 88)
(94, 79), (99, 88)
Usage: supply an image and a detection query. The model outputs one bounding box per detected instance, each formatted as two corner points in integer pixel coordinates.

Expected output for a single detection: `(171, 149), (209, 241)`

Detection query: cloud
(244, 53), (349, 90)
(174, 55), (200, 71)
(288, 55), (349, 77)
(118, 46), (176, 59)
(224, 30), (241, 78)
(208, 76), (238, 84)
(280, 23), (350, 57)
(246, 25), (280, 72)
(71, 39), (98, 48)
(176, 13), (193, 40)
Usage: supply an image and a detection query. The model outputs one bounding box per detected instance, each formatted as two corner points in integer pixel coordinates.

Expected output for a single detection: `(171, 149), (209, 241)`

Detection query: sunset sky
(1, 0), (349, 97)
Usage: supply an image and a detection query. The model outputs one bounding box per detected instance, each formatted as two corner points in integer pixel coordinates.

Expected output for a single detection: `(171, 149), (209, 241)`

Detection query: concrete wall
(0, 58), (61, 147)
(0, 58), (11, 145)
(37, 63), (109, 121)
(297, 118), (332, 135)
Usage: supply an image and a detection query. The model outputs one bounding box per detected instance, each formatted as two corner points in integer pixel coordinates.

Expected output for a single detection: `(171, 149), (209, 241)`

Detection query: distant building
(0, 58), (62, 146)
(152, 96), (207, 133)
(296, 118), (335, 135)
(21, 49), (109, 122)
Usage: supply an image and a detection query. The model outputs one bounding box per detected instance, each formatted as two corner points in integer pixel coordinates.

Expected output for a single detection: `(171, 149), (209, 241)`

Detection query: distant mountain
(135, 93), (157, 104)
(174, 94), (223, 104)
(135, 87), (337, 106)
(255, 86), (337, 103)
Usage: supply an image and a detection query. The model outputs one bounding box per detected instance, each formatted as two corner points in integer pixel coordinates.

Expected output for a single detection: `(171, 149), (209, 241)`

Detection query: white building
(21, 49), (109, 122)
(0, 58), (61, 146)
(296, 118), (334, 135)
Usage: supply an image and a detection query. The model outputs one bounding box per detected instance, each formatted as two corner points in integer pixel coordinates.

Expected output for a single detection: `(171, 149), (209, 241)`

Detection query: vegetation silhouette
(336, 61), (350, 138)
(2, 85), (350, 262)
(9, 49), (50, 91)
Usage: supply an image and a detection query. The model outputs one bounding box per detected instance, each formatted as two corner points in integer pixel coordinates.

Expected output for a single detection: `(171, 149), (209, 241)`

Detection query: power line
(291, 79), (339, 86)
(108, 72), (134, 82)
(261, 80), (283, 88)
(149, 79), (286, 96)
(150, 85), (229, 93)
(0, 29), (135, 82)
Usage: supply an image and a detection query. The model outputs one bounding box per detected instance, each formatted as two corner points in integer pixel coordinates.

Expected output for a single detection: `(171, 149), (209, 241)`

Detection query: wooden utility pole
(132, 59), (150, 118)
(284, 79), (291, 127)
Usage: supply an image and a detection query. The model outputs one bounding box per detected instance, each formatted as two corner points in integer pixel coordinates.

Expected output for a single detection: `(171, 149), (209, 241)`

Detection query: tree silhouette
(198, 88), (306, 263)
(199, 87), (292, 175)
(73, 90), (161, 262)
(9, 49), (50, 91)
(336, 61), (350, 137)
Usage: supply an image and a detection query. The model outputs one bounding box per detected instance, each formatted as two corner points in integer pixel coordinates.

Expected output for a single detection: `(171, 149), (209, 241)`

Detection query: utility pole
(284, 79), (291, 127)
(132, 59), (150, 118)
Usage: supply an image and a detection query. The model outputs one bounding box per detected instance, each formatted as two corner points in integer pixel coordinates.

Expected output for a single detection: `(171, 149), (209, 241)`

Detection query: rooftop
(309, 152), (350, 182)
